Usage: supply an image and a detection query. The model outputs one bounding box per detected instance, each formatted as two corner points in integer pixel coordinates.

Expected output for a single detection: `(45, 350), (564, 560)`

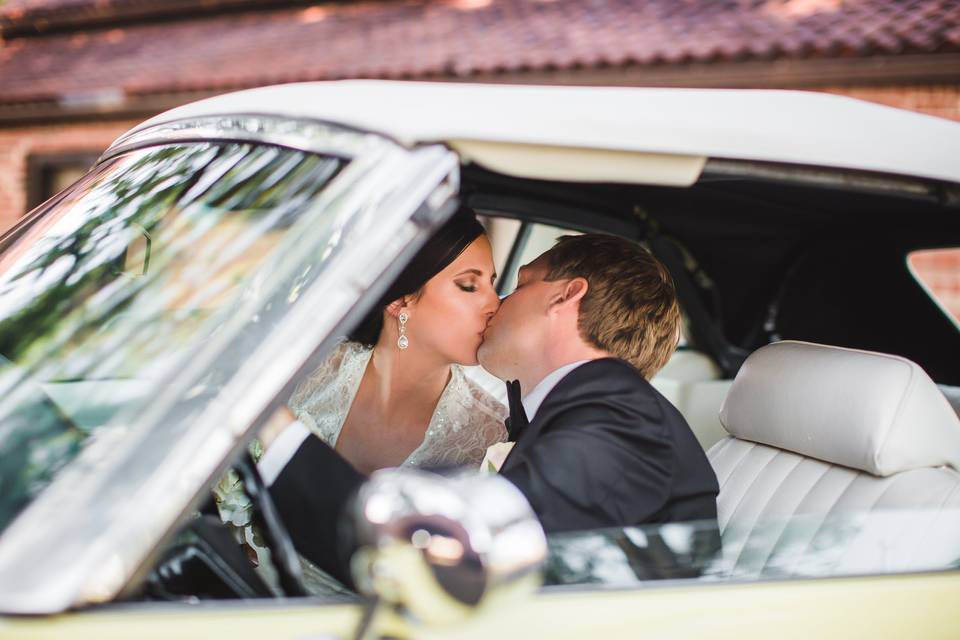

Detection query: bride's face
(400, 235), (499, 365)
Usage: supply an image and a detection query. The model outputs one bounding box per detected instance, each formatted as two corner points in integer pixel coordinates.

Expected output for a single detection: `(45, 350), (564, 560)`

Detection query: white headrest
(719, 341), (960, 476)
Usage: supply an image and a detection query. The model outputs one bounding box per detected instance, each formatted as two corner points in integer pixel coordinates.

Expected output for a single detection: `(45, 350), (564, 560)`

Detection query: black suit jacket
(268, 434), (365, 587)
(268, 358), (718, 583)
(498, 358), (718, 533)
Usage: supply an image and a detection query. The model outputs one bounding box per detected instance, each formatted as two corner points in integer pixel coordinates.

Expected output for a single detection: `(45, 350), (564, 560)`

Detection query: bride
(214, 208), (507, 580)
(288, 206), (507, 472)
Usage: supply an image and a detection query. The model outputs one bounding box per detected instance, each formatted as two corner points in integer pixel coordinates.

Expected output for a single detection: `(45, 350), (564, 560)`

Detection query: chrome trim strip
(103, 115), (395, 163)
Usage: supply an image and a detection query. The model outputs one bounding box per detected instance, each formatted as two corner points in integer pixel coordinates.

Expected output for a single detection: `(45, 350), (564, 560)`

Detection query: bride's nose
(482, 286), (500, 315)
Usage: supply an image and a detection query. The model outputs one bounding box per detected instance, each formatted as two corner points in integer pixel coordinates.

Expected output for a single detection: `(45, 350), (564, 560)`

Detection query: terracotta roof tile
(0, 0), (957, 105)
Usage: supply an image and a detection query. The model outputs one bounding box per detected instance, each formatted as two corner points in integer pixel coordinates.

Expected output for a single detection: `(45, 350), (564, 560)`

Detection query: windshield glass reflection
(545, 509), (960, 587)
(0, 142), (343, 537)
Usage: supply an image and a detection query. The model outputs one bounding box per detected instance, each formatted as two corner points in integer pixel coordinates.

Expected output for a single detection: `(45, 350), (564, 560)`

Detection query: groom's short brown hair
(541, 234), (681, 379)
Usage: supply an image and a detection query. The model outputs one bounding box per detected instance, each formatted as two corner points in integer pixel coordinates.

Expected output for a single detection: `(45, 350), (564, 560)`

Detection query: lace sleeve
(288, 341), (370, 447)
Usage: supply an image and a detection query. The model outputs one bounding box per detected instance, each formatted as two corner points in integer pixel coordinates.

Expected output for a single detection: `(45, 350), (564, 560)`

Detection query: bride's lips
(481, 320), (495, 338)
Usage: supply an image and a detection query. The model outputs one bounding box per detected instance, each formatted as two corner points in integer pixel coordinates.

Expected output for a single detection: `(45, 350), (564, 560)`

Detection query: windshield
(545, 508), (960, 588)
(0, 142), (343, 537)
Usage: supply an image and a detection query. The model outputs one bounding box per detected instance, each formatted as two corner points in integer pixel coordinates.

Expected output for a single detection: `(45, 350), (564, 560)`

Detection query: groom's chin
(476, 343), (504, 379)
(476, 341), (491, 368)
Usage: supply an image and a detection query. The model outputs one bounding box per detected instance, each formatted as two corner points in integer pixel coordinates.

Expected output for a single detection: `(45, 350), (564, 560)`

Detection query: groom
(262, 233), (718, 581)
(475, 233), (718, 532)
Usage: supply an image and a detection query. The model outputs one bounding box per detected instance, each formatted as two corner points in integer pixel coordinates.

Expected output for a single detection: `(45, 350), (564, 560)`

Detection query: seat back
(708, 341), (960, 534)
(651, 349), (731, 450)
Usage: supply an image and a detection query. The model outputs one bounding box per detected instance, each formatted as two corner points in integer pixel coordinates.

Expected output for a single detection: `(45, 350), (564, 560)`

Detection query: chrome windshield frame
(0, 116), (460, 614)
(102, 115), (398, 165)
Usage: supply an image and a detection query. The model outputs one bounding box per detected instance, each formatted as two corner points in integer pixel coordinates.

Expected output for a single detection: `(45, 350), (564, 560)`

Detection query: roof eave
(2, 53), (957, 129)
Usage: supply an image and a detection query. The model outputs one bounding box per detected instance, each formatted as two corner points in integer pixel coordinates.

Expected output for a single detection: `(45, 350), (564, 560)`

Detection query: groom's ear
(549, 277), (589, 310)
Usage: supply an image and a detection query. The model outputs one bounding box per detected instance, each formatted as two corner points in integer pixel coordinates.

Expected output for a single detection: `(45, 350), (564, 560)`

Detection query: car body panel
(125, 80), (960, 184)
(1, 572), (957, 639)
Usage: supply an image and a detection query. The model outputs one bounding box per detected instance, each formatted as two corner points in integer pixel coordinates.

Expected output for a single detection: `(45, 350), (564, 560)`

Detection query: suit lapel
(499, 359), (628, 473)
(499, 367), (582, 472)
(500, 409), (545, 471)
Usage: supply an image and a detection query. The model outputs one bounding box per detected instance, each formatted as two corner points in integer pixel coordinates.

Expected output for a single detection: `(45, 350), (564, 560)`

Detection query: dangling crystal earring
(397, 311), (409, 350)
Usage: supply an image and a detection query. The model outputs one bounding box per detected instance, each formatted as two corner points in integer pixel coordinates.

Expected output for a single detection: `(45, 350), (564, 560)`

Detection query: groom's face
(478, 255), (553, 380)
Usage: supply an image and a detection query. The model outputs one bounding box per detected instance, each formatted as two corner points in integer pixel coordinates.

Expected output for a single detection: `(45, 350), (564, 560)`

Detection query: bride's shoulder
(290, 340), (370, 400)
(304, 340), (370, 379)
(329, 339), (371, 363)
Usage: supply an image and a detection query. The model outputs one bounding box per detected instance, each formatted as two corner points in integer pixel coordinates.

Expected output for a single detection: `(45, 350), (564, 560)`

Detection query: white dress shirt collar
(521, 360), (591, 422)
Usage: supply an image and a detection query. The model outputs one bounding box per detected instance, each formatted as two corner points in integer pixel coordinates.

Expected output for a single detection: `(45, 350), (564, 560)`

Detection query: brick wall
(822, 85), (960, 122)
(0, 119), (139, 234)
(910, 249), (960, 323)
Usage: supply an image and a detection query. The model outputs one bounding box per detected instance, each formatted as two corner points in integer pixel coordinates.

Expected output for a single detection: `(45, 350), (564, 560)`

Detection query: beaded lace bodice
(289, 341), (507, 468)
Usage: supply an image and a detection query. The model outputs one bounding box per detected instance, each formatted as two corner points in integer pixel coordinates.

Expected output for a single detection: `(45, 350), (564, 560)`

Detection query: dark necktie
(504, 379), (529, 442)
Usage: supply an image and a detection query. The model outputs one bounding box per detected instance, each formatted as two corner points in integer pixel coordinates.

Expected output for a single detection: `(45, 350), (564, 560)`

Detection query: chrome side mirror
(347, 468), (546, 635)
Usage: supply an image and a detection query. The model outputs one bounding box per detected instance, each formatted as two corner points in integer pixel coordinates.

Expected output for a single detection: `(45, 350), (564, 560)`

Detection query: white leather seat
(705, 341), (960, 578)
(651, 349), (732, 450)
(708, 341), (960, 535)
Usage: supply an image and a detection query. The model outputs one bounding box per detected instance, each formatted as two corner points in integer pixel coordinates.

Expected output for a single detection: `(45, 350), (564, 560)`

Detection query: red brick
(821, 85), (960, 121)
(0, 119), (138, 234)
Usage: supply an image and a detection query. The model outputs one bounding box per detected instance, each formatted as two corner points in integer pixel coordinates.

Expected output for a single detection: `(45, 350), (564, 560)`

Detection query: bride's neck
(367, 336), (451, 412)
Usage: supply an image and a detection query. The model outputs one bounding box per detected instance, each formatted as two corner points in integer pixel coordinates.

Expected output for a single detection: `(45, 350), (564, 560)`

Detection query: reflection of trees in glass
(549, 513), (960, 588)
(545, 524), (721, 587)
(0, 142), (342, 537)
(0, 145), (217, 360)
(545, 532), (626, 586)
(705, 513), (865, 580)
(0, 355), (84, 530)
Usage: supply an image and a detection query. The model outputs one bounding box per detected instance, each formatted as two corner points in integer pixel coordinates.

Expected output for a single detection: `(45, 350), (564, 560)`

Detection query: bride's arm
(258, 405), (298, 451)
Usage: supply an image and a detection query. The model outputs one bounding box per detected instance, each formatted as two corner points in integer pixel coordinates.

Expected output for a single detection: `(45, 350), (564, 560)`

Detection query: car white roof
(130, 80), (960, 185)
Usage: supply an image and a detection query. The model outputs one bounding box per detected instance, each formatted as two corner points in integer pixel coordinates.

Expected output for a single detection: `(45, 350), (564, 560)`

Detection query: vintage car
(0, 81), (959, 639)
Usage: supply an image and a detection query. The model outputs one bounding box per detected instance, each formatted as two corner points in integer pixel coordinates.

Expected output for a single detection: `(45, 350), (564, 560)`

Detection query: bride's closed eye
(456, 282), (478, 292)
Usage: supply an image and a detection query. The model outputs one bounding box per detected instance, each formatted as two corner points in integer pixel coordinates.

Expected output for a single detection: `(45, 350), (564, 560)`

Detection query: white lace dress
(214, 340), (507, 596)
(289, 341), (508, 468)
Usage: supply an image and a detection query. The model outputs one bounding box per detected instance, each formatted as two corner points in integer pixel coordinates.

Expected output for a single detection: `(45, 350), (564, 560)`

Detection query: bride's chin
(459, 348), (481, 366)
(459, 342), (482, 366)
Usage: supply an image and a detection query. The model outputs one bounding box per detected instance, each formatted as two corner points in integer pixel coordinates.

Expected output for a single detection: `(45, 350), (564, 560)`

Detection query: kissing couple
(246, 206), (719, 588)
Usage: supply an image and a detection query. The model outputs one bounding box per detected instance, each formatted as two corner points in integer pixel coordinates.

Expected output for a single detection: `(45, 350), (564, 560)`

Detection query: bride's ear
(385, 297), (409, 319)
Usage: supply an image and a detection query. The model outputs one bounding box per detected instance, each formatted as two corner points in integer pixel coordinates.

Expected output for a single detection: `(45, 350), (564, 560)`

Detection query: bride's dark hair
(349, 206), (486, 346)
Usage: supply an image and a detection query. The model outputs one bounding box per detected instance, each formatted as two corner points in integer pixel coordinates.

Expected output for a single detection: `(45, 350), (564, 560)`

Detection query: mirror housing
(348, 468), (546, 627)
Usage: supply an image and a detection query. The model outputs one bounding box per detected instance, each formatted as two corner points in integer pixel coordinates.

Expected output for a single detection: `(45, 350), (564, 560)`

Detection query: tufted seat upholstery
(707, 341), (960, 536)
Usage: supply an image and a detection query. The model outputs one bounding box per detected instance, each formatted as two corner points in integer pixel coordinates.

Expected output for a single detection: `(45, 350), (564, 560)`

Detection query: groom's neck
(517, 340), (611, 398)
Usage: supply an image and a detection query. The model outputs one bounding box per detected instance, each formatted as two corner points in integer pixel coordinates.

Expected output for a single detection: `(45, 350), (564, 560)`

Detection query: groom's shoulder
(564, 357), (650, 388)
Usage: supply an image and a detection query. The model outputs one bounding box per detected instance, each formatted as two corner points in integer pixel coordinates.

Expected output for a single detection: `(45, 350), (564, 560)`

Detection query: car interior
(461, 164), (960, 584)
(466, 164), (960, 421)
